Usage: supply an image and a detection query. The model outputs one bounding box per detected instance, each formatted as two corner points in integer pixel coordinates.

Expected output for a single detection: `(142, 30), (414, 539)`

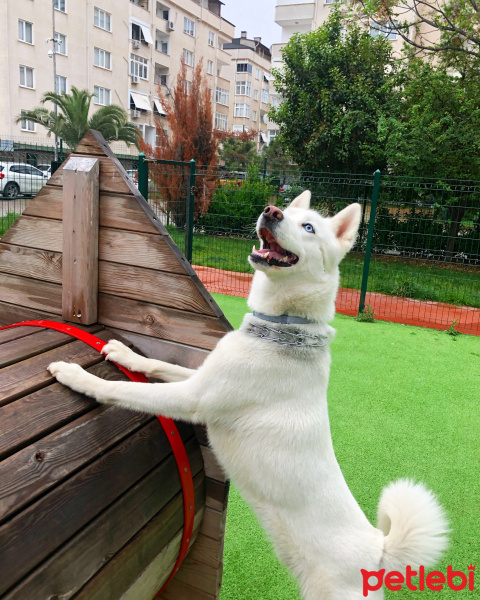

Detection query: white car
(37, 164), (52, 179)
(0, 162), (48, 198)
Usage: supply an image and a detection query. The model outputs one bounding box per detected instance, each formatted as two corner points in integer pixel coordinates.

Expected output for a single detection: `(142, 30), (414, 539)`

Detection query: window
(237, 62), (252, 74)
(18, 20), (33, 44)
(94, 8), (111, 32)
(20, 110), (35, 132)
(94, 47), (111, 69)
(184, 17), (195, 36)
(370, 22), (398, 40)
(232, 124), (248, 133)
(262, 89), (269, 103)
(269, 129), (278, 142)
(19, 65), (34, 88)
(54, 0), (66, 12)
(254, 89), (259, 101)
(252, 110), (257, 122)
(94, 85), (111, 105)
(215, 113), (228, 131)
(207, 60), (213, 75)
(55, 33), (67, 55)
(208, 31), (215, 47)
(236, 80), (251, 96)
(234, 103), (250, 118)
(217, 37), (226, 49)
(157, 40), (168, 53)
(183, 49), (194, 67)
(255, 68), (260, 79)
(130, 53), (148, 79)
(156, 3), (169, 20)
(325, 0), (340, 3)
(182, 80), (192, 95)
(55, 75), (67, 93)
(130, 0), (149, 8)
(215, 86), (229, 106)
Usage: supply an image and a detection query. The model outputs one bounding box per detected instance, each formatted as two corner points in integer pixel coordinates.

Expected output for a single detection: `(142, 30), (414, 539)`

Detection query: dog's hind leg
(101, 340), (195, 382)
(297, 565), (334, 600)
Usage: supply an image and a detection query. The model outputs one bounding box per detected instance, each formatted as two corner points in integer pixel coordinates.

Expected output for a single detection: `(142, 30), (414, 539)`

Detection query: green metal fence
(0, 140), (478, 334)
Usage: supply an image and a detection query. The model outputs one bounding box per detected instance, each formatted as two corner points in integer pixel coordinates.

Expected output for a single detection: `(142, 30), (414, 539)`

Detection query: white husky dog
(49, 192), (448, 600)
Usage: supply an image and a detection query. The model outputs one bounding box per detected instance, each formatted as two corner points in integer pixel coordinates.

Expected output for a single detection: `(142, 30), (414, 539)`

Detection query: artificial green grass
(212, 293), (480, 599)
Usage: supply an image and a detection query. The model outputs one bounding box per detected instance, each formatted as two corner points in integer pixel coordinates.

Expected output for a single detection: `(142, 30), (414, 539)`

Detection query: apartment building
(272, 0), (440, 66)
(0, 0), (235, 149)
(223, 32), (279, 150)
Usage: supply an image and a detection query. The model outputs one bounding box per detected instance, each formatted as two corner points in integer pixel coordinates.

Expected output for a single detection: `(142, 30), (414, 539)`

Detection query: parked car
(37, 164), (52, 179)
(0, 162), (48, 198)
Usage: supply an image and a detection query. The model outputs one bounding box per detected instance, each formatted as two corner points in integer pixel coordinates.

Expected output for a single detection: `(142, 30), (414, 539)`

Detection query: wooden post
(62, 156), (100, 324)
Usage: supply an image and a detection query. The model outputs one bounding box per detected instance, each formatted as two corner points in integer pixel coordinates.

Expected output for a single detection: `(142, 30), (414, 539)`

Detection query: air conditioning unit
(132, 39), (141, 49)
(131, 75), (139, 84)
(131, 109), (141, 118)
(167, 21), (175, 31)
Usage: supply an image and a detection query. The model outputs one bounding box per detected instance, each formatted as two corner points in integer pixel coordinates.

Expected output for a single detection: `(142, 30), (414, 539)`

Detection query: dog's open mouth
(250, 228), (299, 267)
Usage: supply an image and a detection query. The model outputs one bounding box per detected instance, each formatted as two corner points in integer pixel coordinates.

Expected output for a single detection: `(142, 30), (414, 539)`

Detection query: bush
(196, 163), (276, 237)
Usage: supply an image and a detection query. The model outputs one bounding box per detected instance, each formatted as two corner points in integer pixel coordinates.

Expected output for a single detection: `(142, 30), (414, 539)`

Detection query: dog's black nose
(263, 206), (284, 221)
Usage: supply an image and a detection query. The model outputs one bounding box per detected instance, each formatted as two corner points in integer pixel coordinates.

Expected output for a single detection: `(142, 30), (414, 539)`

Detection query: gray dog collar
(252, 311), (316, 325)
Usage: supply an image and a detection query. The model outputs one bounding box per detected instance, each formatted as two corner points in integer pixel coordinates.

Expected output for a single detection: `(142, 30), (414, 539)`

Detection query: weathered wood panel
(48, 155), (133, 194)
(0, 404), (152, 524)
(62, 156), (100, 324)
(98, 294), (225, 351)
(1, 216), (62, 251)
(0, 301), (58, 327)
(200, 446), (227, 484)
(0, 327), (78, 369)
(0, 243), (62, 284)
(0, 422), (194, 596)
(99, 262), (216, 316)
(0, 325), (45, 344)
(0, 273), (62, 315)
(72, 474), (205, 600)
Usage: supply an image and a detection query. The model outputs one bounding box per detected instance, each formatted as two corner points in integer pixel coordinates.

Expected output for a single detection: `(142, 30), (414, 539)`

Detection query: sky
(221, 0), (282, 49)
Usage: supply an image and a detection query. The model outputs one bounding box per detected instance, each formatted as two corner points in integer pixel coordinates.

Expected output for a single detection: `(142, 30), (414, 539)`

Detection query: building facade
(0, 0), (236, 150)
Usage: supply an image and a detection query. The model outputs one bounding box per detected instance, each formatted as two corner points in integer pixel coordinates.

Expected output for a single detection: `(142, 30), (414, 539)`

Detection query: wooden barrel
(0, 324), (205, 600)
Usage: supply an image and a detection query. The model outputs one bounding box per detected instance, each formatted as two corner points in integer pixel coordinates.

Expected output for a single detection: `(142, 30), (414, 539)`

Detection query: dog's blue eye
(303, 224), (315, 234)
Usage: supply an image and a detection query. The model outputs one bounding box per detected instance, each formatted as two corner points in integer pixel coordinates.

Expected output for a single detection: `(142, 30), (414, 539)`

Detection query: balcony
(275, 1), (314, 27)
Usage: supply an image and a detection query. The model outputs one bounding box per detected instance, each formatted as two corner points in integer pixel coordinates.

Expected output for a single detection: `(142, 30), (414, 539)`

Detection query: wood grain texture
(62, 156), (100, 324)
(1, 215), (62, 251)
(0, 325), (46, 344)
(0, 301), (58, 326)
(160, 581), (217, 600)
(200, 446), (227, 483)
(99, 262), (216, 316)
(0, 273), (62, 315)
(0, 242), (62, 284)
(72, 473), (205, 600)
(48, 155), (133, 194)
(0, 404), (152, 524)
(98, 294), (225, 351)
(0, 422), (195, 597)
(0, 328), (79, 369)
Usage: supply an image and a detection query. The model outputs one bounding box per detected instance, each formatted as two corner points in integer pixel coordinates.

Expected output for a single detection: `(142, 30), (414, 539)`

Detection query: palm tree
(16, 86), (138, 149)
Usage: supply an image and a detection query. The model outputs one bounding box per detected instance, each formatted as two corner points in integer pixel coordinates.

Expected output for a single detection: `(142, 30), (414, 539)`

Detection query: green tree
(379, 60), (480, 254)
(16, 86), (138, 149)
(260, 138), (294, 174)
(270, 7), (395, 173)
(349, 0), (480, 73)
(219, 135), (260, 171)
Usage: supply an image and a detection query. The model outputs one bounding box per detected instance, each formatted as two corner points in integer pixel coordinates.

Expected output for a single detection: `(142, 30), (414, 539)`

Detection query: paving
(193, 265), (480, 336)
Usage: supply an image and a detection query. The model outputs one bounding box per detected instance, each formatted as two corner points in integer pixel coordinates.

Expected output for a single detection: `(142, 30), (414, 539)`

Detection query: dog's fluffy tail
(377, 479), (449, 573)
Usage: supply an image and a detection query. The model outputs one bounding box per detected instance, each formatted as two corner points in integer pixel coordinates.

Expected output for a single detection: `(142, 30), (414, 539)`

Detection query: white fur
(48, 195), (448, 599)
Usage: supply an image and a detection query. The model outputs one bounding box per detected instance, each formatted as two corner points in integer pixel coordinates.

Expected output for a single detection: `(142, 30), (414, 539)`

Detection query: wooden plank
(0, 423), (196, 596)
(0, 273), (62, 315)
(120, 509), (204, 600)
(159, 579), (217, 600)
(108, 329), (209, 370)
(0, 404), (152, 524)
(72, 129), (110, 156)
(205, 478), (230, 513)
(200, 446), (227, 483)
(0, 325), (45, 344)
(23, 187), (160, 234)
(62, 156), (100, 324)
(99, 262), (216, 316)
(72, 474), (205, 600)
(0, 242), (62, 284)
(99, 228), (188, 274)
(0, 328), (128, 407)
(0, 215), (62, 251)
(199, 506), (227, 542)
(169, 535), (223, 596)
(0, 301), (58, 326)
(0, 327), (81, 369)
(98, 294), (226, 351)
(0, 360), (127, 458)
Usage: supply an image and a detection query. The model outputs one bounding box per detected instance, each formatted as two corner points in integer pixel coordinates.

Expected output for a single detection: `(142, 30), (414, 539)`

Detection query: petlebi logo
(361, 564), (475, 597)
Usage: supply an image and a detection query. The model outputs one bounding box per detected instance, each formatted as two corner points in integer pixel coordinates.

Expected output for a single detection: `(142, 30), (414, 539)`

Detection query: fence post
(358, 169), (381, 315)
(185, 159), (196, 263)
(138, 153), (148, 199)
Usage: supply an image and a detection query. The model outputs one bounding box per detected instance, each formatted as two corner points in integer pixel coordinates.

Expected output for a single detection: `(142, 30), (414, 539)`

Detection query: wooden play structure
(0, 131), (232, 600)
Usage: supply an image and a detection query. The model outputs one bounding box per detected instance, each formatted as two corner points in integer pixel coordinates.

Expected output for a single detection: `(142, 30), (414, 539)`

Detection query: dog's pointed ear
(330, 203), (362, 253)
(289, 190), (311, 209)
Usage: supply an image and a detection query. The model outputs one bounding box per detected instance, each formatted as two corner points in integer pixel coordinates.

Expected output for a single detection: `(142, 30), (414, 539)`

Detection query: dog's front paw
(48, 361), (95, 396)
(101, 340), (139, 371)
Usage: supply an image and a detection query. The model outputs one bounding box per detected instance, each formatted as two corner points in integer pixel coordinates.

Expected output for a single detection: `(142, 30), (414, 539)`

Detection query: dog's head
(249, 191), (361, 283)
